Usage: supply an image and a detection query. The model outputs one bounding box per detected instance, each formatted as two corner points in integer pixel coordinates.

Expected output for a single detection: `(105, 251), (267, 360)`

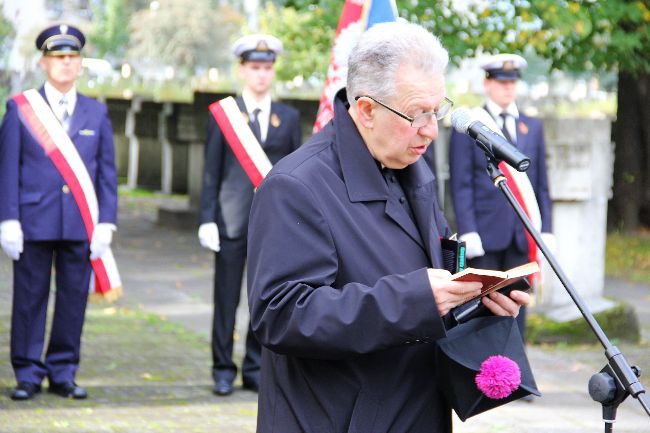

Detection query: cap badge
(255, 40), (269, 51)
(502, 60), (514, 71)
(60, 24), (68, 35)
(271, 113), (281, 128)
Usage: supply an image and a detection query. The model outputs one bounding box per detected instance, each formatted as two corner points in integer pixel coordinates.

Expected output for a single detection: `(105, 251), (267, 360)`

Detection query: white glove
(0, 219), (23, 261)
(90, 223), (115, 260)
(460, 231), (485, 260)
(198, 222), (221, 252)
(540, 232), (557, 255)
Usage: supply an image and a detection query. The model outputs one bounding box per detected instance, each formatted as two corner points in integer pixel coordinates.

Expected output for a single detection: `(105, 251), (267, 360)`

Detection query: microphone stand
(483, 155), (650, 432)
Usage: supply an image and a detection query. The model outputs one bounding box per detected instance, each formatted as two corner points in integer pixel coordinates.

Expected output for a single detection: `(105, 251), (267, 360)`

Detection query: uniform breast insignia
(518, 121), (528, 135)
(241, 111), (250, 123)
(271, 113), (281, 128)
(79, 129), (96, 136)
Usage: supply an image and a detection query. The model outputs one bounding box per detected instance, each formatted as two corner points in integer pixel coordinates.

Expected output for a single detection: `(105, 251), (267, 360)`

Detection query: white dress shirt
(242, 90), (272, 143)
(486, 99), (519, 144)
(44, 81), (77, 124)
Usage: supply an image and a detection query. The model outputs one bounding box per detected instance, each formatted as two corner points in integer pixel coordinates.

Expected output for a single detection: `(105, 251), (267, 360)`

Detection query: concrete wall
(106, 92), (318, 203)
(537, 117), (615, 320)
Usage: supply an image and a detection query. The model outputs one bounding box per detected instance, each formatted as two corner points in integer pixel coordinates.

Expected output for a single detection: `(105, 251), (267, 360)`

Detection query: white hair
(347, 21), (449, 106)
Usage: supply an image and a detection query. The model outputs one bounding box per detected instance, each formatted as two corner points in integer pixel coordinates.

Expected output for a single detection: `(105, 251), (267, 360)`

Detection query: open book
(451, 261), (539, 303)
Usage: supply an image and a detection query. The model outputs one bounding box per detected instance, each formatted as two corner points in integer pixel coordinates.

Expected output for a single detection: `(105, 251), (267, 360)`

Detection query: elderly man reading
(247, 21), (531, 433)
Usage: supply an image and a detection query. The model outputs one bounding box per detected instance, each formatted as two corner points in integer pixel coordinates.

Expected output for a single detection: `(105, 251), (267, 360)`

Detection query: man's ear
(354, 97), (375, 129)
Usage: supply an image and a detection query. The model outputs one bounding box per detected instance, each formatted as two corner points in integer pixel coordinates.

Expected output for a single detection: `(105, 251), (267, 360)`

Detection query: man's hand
(459, 232), (485, 259)
(0, 220), (23, 261)
(481, 289), (531, 317)
(427, 268), (482, 316)
(90, 223), (115, 260)
(198, 222), (220, 252)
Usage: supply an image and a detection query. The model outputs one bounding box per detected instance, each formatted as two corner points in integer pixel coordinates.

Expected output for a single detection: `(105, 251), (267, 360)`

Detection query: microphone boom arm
(482, 157), (650, 431)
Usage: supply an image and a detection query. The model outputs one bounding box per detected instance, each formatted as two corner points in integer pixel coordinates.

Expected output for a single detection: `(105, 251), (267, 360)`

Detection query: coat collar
(67, 94), (88, 138)
(333, 90), (389, 203)
(39, 86), (88, 138)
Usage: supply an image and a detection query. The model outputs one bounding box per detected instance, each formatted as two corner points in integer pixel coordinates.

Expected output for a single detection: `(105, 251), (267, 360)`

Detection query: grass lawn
(605, 230), (650, 284)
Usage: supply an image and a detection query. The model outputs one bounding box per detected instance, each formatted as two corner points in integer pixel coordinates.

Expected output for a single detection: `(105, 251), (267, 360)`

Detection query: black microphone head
(451, 108), (474, 134)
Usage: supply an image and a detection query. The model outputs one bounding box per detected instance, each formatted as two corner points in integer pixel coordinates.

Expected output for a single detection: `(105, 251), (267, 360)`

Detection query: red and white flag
(313, 0), (398, 132)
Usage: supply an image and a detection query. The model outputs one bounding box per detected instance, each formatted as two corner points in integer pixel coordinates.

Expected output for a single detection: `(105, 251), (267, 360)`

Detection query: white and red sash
(208, 96), (272, 188)
(475, 107), (542, 283)
(13, 89), (122, 300)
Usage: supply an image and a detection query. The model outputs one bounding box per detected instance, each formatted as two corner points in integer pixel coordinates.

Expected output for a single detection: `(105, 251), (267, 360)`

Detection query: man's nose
(418, 116), (439, 139)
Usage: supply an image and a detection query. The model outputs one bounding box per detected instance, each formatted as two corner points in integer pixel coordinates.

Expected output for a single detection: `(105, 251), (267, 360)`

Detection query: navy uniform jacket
(199, 97), (301, 238)
(247, 91), (453, 433)
(448, 112), (552, 252)
(0, 88), (117, 240)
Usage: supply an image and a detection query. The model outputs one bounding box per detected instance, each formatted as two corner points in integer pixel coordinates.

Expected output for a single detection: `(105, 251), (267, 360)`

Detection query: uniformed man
(198, 34), (302, 396)
(0, 24), (118, 400)
(448, 53), (554, 342)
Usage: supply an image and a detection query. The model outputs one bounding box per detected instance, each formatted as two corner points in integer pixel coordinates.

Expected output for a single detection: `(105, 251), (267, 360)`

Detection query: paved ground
(1, 194), (649, 432)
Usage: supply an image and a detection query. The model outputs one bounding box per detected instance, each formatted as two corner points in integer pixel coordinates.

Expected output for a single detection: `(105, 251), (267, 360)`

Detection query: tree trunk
(640, 74), (650, 228)
(609, 72), (648, 231)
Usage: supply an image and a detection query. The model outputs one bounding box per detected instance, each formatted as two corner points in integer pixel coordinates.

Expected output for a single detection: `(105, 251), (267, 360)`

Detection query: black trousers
(11, 240), (91, 385)
(468, 241), (529, 342)
(211, 236), (261, 383)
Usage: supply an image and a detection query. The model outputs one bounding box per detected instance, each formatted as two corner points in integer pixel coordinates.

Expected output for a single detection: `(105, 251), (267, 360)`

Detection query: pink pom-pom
(475, 355), (521, 399)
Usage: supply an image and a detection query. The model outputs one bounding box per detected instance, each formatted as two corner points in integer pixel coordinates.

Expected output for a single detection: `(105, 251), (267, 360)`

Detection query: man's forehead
(394, 70), (445, 98)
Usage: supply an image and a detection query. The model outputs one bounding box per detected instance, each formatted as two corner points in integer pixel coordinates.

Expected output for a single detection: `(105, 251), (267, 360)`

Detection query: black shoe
(242, 378), (259, 393)
(10, 382), (41, 400)
(48, 381), (88, 399)
(213, 379), (234, 396)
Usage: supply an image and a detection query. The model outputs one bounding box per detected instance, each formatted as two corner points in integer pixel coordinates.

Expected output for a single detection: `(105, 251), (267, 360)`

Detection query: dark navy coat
(448, 112), (552, 252)
(199, 97), (301, 239)
(247, 91), (453, 433)
(0, 88), (117, 240)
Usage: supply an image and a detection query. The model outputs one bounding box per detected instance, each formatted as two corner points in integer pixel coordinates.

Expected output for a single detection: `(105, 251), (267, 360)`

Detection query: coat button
(62, 185), (70, 194)
(399, 196), (406, 204)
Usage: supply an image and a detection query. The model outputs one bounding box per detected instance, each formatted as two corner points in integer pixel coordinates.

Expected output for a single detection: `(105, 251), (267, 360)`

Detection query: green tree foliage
(0, 13), (13, 49)
(518, 0), (650, 231)
(126, 0), (244, 77)
(258, 1), (336, 83)
(524, 1), (650, 74)
(88, 0), (149, 61)
(0, 13), (15, 117)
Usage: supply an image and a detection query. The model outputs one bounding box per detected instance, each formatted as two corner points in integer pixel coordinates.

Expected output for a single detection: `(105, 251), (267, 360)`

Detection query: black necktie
(59, 96), (71, 132)
(499, 112), (515, 145)
(250, 108), (262, 143)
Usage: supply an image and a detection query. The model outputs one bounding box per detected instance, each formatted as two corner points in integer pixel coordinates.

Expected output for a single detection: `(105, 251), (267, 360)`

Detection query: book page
(450, 261), (539, 303)
(504, 261), (539, 278)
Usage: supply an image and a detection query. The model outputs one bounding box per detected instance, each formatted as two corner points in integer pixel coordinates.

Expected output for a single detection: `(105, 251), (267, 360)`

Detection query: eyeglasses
(354, 95), (453, 128)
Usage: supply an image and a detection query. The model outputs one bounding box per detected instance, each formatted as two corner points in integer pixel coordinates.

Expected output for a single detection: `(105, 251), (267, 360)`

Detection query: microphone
(451, 108), (531, 172)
